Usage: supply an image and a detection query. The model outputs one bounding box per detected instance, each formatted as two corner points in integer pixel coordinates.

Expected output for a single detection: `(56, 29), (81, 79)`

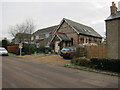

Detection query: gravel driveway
(20, 54), (71, 66)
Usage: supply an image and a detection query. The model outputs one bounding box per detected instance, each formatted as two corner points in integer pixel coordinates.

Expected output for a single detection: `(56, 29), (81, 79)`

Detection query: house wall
(78, 35), (102, 45)
(106, 19), (119, 59)
(32, 32), (54, 47)
(57, 21), (79, 46)
(57, 21), (102, 46)
(119, 19), (120, 59)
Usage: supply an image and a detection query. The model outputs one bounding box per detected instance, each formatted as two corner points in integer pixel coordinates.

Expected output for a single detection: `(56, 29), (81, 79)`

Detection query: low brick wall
(7, 46), (19, 55)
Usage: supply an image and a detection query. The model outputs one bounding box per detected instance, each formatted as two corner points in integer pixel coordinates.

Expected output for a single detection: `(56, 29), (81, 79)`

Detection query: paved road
(2, 56), (118, 88)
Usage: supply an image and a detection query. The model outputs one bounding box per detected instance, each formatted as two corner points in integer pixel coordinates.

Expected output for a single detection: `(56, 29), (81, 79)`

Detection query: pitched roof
(106, 11), (120, 21)
(56, 33), (71, 41)
(63, 18), (102, 38)
(33, 25), (58, 35)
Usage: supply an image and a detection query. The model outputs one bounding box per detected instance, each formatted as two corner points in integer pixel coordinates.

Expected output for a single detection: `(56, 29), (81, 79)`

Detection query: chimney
(118, 1), (120, 11)
(110, 2), (117, 15)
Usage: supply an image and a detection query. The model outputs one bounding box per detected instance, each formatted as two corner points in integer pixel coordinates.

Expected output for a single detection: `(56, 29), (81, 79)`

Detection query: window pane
(36, 36), (39, 39)
(45, 34), (49, 38)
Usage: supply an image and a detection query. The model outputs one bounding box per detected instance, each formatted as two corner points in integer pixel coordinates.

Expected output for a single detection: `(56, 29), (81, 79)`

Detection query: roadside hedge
(71, 57), (91, 67)
(7, 46), (19, 55)
(90, 58), (120, 73)
(71, 57), (120, 73)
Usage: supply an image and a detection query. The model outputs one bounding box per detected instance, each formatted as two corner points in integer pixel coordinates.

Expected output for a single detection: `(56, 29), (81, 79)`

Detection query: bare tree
(24, 19), (35, 43)
(9, 19), (35, 43)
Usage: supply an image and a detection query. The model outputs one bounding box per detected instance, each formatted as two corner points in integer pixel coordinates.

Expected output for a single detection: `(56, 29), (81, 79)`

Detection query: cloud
(1, 1), (119, 40)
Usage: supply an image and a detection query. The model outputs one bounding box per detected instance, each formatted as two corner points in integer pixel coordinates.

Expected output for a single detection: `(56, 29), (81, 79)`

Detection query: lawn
(8, 53), (16, 56)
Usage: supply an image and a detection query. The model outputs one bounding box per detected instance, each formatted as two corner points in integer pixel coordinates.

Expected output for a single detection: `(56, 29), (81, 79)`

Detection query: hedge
(71, 57), (91, 67)
(71, 57), (120, 73)
(90, 58), (120, 73)
(7, 46), (19, 55)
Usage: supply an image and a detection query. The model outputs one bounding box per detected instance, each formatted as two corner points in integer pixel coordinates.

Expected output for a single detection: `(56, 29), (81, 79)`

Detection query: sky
(0, 0), (120, 41)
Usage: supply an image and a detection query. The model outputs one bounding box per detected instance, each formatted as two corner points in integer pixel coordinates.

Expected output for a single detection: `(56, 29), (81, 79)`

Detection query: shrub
(38, 45), (52, 54)
(39, 45), (46, 53)
(29, 45), (35, 54)
(71, 57), (90, 67)
(45, 47), (52, 54)
(91, 58), (120, 73)
(22, 44), (35, 55)
(7, 42), (19, 46)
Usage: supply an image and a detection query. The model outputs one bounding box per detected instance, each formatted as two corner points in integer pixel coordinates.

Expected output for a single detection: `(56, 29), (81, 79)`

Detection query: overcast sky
(0, 0), (120, 41)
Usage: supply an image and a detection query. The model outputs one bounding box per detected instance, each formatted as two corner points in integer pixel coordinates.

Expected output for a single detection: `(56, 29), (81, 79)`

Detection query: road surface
(2, 56), (118, 88)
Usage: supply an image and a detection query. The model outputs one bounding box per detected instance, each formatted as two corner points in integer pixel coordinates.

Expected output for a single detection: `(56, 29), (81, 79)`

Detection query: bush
(71, 57), (90, 67)
(39, 45), (46, 53)
(39, 45), (52, 54)
(7, 42), (19, 46)
(91, 58), (120, 73)
(45, 47), (52, 54)
(29, 45), (35, 54)
(22, 44), (35, 55)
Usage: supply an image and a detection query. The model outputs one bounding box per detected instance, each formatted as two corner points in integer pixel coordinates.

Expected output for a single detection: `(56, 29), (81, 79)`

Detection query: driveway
(2, 56), (118, 88)
(20, 54), (71, 66)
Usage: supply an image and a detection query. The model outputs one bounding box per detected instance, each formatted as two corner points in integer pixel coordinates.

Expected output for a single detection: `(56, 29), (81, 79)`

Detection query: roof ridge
(63, 18), (91, 28)
(37, 25), (58, 31)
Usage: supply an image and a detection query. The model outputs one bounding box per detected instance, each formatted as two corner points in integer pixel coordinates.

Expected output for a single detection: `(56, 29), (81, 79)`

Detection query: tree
(9, 19), (35, 43)
(2, 40), (7, 49)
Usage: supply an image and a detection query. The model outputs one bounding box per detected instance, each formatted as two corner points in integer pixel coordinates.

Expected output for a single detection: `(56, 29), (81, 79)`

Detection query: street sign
(19, 46), (23, 48)
(19, 43), (23, 48)
(19, 43), (23, 56)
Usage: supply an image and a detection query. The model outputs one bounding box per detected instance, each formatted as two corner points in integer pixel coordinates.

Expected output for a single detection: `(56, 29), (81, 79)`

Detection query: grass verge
(65, 63), (119, 76)
(8, 53), (16, 56)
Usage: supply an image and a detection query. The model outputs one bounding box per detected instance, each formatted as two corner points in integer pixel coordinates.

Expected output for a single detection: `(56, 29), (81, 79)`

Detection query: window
(31, 37), (33, 40)
(45, 33), (50, 38)
(36, 36), (39, 39)
(86, 39), (88, 43)
(80, 37), (84, 44)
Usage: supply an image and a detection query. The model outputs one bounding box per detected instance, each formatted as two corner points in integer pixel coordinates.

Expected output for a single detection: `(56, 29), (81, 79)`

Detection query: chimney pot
(110, 2), (117, 15)
(112, 2), (114, 6)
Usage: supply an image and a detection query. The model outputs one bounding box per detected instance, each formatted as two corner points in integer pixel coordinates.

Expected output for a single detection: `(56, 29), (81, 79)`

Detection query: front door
(55, 41), (60, 53)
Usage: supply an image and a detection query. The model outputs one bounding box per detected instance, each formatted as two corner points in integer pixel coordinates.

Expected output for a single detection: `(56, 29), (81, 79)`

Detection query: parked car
(0, 47), (8, 56)
(59, 47), (76, 59)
